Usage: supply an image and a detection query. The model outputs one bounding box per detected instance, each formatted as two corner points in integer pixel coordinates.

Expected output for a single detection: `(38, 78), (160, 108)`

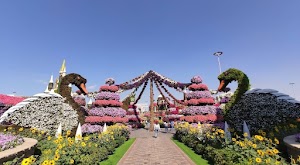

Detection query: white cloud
(36, 80), (48, 85)
(87, 85), (97, 90)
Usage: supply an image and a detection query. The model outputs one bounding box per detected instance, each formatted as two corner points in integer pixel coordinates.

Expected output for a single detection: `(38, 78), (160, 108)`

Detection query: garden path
(117, 129), (195, 165)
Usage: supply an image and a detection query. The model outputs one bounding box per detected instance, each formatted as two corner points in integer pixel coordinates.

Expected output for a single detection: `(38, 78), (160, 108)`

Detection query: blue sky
(0, 0), (299, 102)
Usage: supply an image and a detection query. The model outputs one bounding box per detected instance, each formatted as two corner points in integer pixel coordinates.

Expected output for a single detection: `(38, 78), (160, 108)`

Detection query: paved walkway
(118, 129), (195, 165)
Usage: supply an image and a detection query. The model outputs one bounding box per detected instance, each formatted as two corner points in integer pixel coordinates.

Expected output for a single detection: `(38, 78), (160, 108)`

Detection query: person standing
(154, 121), (161, 138)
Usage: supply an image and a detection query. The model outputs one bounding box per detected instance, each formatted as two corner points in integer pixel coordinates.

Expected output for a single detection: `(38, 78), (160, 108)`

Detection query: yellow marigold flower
(258, 130), (263, 134)
(257, 150), (263, 156)
(3, 129), (7, 132)
(66, 130), (71, 136)
(21, 158), (30, 165)
(289, 124), (294, 128)
(8, 127), (12, 130)
(261, 132), (266, 137)
(31, 130), (36, 133)
(54, 139), (59, 144)
(252, 144), (257, 148)
(49, 160), (55, 165)
(47, 136), (52, 141)
(275, 161), (280, 164)
(255, 158), (262, 163)
(269, 132), (274, 137)
(239, 142), (245, 147)
(273, 148), (279, 154)
(274, 138), (279, 145)
(247, 141), (253, 146)
(84, 136), (89, 141)
(70, 159), (74, 164)
(19, 127), (24, 131)
(54, 154), (60, 161)
(243, 132), (248, 137)
(266, 150), (273, 156)
(81, 142), (86, 147)
(95, 144), (98, 147)
(255, 135), (264, 141)
(29, 155), (36, 162)
(42, 160), (49, 165)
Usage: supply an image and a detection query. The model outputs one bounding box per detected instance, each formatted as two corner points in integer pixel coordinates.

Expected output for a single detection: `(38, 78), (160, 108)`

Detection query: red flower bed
(188, 84), (208, 91)
(187, 98), (215, 105)
(99, 85), (119, 92)
(0, 94), (24, 106)
(93, 100), (122, 107)
(85, 116), (128, 123)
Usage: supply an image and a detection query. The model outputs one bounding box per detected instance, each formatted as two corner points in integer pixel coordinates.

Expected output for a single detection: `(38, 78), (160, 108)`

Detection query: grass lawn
(100, 138), (136, 165)
(172, 139), (210, 165)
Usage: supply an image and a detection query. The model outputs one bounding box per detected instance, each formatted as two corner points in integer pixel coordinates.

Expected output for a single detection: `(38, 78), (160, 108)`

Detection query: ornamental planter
(0, 138), (37, 164)
(283, 134), (300, 160)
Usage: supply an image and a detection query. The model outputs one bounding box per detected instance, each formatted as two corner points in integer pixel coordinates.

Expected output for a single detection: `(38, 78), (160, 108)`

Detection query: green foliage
(100, 138), (136, 165)
(172, 139), (210, 165)
(218, 68), (250, 115)
(0, 124), (130, 165)
(175, 122), (289, 165)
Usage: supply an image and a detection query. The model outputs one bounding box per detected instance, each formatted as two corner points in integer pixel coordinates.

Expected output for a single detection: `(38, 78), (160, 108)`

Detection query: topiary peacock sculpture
(217, 68), (300, 132)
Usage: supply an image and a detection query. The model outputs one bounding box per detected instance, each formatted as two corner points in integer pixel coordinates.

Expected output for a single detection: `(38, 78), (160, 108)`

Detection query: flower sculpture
(84, 78), (128, 130)
(181, 76), (223, 123)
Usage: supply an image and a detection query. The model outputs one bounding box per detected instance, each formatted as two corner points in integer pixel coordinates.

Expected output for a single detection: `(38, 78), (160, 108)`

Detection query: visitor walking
(154, 121), (160, 138)
(164, 121), (169, 133)
(170, 120), (174, 132)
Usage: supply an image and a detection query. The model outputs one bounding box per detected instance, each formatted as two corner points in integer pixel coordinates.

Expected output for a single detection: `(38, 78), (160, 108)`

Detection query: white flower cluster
(2, 95), (78, 133)
(227, 89), (300, 132)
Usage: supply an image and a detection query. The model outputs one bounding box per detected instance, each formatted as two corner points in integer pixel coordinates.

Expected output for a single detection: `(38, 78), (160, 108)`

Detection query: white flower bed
(1, 96), (78, 132)
(227, 92), (300, 132)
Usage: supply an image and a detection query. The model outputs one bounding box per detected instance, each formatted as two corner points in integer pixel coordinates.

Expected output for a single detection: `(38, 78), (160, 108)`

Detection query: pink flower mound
(85, 116), (128, 123)
(188, 84), (208, 91)
(187, 98), (215, 105)
(0, 94), (24, 106)
(99, 85), (119, 92)
(93, 100), (122, 107)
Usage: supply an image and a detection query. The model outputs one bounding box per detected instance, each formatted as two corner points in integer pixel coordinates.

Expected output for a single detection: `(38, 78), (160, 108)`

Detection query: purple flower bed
(186, 91), (212, 99)
(74, 97), (86, 106)
(0, 133), (24, 151)
(191, 76), (202, 84)
(88, 107), (126, 117)
(181, 106), (222, 115)
(82, 124), (103, 134)
(95, 92), (120, 101)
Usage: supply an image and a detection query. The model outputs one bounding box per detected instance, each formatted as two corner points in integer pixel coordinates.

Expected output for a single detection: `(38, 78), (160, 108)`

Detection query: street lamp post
(289, 82), (295, 98)
(213, 52), (223, 74)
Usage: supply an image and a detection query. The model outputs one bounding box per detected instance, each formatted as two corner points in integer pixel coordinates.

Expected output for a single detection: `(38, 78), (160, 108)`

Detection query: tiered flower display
(73, 95), (86, 107)
(126, 97), (141, 122)
(181, 76), (223, 123)
(85, 78), (128, 128)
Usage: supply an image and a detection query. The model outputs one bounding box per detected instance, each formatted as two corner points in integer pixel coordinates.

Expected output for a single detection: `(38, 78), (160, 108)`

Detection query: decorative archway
(117, 70), (190, 131)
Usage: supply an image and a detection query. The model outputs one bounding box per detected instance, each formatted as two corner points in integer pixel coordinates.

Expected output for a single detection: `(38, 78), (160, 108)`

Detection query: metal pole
(213, 52), (223, 74)
(150, 79), (154, 131)
(217, 56), (222, 74)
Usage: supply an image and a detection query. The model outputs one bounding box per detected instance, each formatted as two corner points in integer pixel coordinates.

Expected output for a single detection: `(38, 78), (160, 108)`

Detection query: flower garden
(0, 68), (300, 164)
